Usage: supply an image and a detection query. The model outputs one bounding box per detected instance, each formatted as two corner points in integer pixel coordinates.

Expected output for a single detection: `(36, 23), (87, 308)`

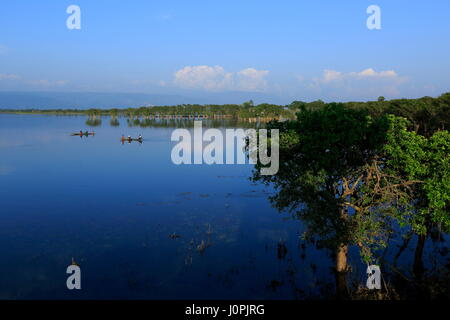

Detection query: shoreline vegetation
(0, 93), (448, 132)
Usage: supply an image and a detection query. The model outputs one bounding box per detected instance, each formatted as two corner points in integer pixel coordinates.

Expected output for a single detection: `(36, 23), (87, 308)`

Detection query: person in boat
(138, 134), (142, 140)
(128, 135), (132, 141)
(79, 130), (83, 135)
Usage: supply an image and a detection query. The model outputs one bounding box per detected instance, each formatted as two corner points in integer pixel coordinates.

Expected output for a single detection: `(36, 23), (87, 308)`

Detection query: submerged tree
(252, 103), (419, 297)
(109, 117), (120, 127)
(85, 118), (102, 127)
(383, 116), (450, 281)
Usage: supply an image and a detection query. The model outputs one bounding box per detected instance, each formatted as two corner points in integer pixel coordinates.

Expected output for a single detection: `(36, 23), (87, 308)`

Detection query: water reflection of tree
(121, 117), (262, 129)
(251, 103), (435, 299)
(85, 117), (102, 127)
(109, 117), (120, 127)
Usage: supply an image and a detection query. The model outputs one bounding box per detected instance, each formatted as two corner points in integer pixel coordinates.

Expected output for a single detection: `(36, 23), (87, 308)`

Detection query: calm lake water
(0, 115), (447, 299)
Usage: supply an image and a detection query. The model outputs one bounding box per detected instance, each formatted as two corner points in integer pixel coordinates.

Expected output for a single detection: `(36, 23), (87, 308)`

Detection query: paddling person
(138, 134), (142, 140)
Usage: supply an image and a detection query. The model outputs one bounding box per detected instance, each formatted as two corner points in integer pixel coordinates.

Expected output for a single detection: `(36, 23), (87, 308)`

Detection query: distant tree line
(0, 102), (294, 121)
(288, 93), (449, 137)
(1, 93), (449, 131)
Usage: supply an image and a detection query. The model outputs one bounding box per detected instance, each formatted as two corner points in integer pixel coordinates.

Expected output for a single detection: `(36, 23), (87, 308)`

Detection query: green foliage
(2, 92), (448, 132)
(242, 100), (254, 108)
(254, 104), (398, 261)
(253, 102), (449, 263)
(384, 115), (450, 235)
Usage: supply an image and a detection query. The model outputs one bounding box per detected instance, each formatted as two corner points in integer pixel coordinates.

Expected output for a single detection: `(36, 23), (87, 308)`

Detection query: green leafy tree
(384, 115), (450, 279)
(252, 103), (417, 297)
(242, 100), (254, 108)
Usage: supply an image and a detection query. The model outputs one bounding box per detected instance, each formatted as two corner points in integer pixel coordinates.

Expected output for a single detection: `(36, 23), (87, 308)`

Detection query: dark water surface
(0, 115), (447, 299)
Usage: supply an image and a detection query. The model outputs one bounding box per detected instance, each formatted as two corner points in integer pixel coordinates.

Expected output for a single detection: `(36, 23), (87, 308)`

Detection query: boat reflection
(121, 134), (143, 145)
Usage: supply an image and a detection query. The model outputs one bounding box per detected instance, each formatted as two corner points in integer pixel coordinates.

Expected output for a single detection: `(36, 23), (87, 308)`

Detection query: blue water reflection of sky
(2, 115), (446, 299)
(0, 115), (337, 299)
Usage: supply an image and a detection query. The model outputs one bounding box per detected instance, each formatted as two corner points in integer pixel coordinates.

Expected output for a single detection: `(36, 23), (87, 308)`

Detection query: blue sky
(0, 0), (449, 103)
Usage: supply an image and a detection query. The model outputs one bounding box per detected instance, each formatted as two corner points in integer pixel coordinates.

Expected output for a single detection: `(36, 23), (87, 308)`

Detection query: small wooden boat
(121, 136), (143, 142)
(71, 131), (95, 136)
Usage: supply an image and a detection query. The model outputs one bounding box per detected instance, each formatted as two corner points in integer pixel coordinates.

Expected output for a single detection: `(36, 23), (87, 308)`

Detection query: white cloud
(322, 70), (342, 83)
(308, 68), (408, 98)
(0, 73), (21, 80)
(174, 65), (233, 91)
(319, 68), (400, 84)
(173, 65), (269, 92)
(350, 68), (398, 79)
(0, 73), (68, 89)
(28, 79), (68, 87)
(236, 68), (269, 91)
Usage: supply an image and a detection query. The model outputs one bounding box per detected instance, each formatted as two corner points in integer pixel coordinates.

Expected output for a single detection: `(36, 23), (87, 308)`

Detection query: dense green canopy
(252, 102), (449, 267)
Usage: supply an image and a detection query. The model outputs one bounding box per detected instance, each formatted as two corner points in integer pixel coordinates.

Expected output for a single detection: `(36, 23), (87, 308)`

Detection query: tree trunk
(393, 232), (412, 267)
(335, 244), (349, 299)
(336, 244), (348, 272)
(413, 234), (426, 281)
